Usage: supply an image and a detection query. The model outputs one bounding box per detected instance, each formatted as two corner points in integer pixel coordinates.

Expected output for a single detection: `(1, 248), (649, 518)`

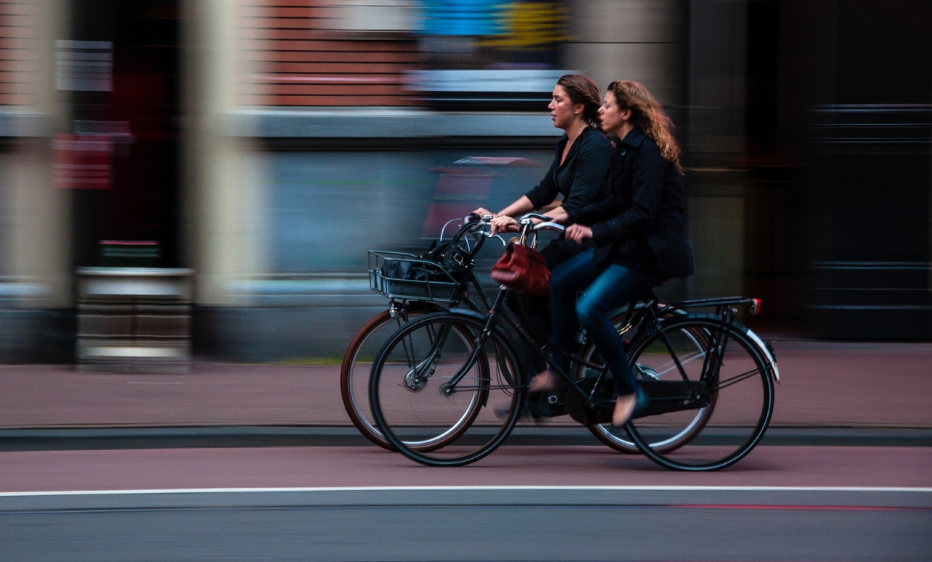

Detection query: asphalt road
(1, 444), (930, 561)
(2, 487), (930, 561)
(1, 339), (929, 560)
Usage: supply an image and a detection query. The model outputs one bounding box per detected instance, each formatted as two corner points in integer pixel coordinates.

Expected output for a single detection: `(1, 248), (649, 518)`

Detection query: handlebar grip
(518, 212), (552, 223)
(465, 212), (493, 223)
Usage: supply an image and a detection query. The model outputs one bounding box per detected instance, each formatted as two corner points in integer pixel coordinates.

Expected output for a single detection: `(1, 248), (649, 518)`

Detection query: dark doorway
(69, 0), (182, 268)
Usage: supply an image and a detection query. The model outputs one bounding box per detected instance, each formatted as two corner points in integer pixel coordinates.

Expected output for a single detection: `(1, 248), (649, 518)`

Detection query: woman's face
(548, 84), (581, 131)
(598, 90), (626, 134)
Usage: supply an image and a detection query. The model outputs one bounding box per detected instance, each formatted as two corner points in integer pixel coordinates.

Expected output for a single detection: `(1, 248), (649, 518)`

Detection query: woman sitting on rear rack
(537, 80), (695, 428)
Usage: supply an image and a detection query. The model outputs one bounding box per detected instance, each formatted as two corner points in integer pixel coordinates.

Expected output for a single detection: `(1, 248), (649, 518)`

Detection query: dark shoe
(632, 385), (650, 418)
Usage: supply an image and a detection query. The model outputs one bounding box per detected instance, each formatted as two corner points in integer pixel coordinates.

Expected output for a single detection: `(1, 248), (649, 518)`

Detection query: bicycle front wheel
(623, 315), (775, 471)
(370, 313), (525, 467)
(340, 304), (445, 451)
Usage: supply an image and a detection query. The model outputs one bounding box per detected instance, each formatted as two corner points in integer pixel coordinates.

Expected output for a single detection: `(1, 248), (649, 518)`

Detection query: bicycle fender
(660, 312), (780, 385)
(744, 328), (780, 384)
(448, 307), (488, 322)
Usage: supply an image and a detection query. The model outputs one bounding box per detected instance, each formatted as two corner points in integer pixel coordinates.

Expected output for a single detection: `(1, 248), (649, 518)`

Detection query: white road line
(2, 486), (931, 497)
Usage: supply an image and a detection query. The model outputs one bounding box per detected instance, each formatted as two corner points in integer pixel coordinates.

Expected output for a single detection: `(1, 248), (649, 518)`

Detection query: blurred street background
(1, 2), (931, 560)
(1, 0), (930, 366)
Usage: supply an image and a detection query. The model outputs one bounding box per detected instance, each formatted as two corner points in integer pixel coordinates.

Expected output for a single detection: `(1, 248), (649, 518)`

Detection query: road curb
(2, 426), (930, 451)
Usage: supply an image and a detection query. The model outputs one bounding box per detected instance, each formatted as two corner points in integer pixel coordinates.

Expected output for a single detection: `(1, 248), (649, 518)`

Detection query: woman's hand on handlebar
(472, 207), (497, 219)
(545, 207), (568, 224)
(490, 215), (520, 235)
(470, 207), (520, 235)
(565, 224), (593, 243)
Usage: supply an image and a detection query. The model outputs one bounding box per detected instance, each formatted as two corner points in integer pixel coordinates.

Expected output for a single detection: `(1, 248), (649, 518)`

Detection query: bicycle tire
(340, 303), (446, 451)
(370, 312), (525, 467)
(622, 314), (775, 471)
(580, 322), (715, 454)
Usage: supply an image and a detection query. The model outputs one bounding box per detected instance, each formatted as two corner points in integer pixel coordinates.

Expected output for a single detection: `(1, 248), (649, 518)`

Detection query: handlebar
(517, 213), (565, 233)
(518, 212), (551, 223)
(447, 213), (562, 250)
(441, 213), (506, 247)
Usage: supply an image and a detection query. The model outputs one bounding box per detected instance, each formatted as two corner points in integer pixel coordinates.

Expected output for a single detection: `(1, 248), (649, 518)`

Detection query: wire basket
(368, 251), (464, 303)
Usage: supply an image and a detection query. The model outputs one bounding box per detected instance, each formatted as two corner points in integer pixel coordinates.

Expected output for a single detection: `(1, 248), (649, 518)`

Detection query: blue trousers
(550, 249), (664, 397)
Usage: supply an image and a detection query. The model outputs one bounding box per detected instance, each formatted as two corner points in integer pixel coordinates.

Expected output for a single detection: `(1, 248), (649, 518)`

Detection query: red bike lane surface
(1, 445), (930, 493)
(0, 341), (930, 430)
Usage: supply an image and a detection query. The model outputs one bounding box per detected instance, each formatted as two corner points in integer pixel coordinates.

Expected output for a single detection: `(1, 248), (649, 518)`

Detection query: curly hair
(558, 74), (602, 129)
(608, 80), (683, 174)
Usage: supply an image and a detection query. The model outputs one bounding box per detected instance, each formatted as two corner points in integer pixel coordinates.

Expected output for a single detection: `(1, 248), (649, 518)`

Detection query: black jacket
(524, 126), (612, 214)
(565, 128), (694, 279)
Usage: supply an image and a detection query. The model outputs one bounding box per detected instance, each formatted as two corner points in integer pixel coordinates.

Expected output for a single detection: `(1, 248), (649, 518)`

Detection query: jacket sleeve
(590, 144), (665, 246)
(565, 192), (620, 226)
(559, 135), (612, 213)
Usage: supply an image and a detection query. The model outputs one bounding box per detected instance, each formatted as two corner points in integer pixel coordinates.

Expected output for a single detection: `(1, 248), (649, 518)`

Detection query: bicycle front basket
(368, 250), (463, 303)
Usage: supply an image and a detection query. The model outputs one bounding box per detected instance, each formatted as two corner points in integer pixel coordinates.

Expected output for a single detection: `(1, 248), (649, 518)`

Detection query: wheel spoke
(715, 367), (764, 391)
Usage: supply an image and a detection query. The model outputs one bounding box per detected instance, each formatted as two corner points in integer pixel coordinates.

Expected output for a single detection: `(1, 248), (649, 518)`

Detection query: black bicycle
(341, 217), (497, 452)
(343, 215), (709, 455)
(368, 215), (779, 471)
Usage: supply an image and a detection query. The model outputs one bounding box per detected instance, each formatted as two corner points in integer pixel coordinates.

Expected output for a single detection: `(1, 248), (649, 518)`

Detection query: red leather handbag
(490, 241), (550, 296)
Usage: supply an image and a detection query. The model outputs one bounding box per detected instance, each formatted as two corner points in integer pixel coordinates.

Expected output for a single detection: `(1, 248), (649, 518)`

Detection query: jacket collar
(557, 126), (596, 164)
(619, 127), (647, 148)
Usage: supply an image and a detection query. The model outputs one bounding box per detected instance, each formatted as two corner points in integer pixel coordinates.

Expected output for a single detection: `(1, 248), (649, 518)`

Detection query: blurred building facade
(0, 0), (930, 362)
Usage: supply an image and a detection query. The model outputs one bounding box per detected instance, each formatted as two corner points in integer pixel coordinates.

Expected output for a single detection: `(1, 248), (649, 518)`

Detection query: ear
(621, 108), (632, 121)
(574, 103), (584, 115)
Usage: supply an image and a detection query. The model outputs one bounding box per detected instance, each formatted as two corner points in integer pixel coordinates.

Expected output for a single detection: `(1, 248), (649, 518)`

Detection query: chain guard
(565, 377), (614, 425)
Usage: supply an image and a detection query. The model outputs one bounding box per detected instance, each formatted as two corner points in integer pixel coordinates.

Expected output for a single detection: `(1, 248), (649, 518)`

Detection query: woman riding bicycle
(474, 75), (613, 395)
(537, 80), (695, 428)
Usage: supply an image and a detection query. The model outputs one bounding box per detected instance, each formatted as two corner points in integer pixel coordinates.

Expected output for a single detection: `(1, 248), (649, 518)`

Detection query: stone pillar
(182, 0), (268, 307)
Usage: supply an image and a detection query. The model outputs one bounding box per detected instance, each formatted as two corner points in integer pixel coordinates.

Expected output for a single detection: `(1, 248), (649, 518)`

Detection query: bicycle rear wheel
(581, 322), (714, 454)
(370, 312), (525, 466)
(623, 315), (775, 471)
(340, 303), (446, 451)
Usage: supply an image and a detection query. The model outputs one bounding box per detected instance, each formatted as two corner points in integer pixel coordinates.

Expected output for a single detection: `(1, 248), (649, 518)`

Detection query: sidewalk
(0, 339), (930, 430)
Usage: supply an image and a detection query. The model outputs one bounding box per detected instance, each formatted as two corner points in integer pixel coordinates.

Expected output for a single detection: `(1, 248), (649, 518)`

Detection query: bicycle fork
(399, 322), (451, 392)
(439, 290), (508, 396)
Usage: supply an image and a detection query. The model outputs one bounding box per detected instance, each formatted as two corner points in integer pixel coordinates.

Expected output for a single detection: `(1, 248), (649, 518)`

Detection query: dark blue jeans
(550, 249), (664, 397)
